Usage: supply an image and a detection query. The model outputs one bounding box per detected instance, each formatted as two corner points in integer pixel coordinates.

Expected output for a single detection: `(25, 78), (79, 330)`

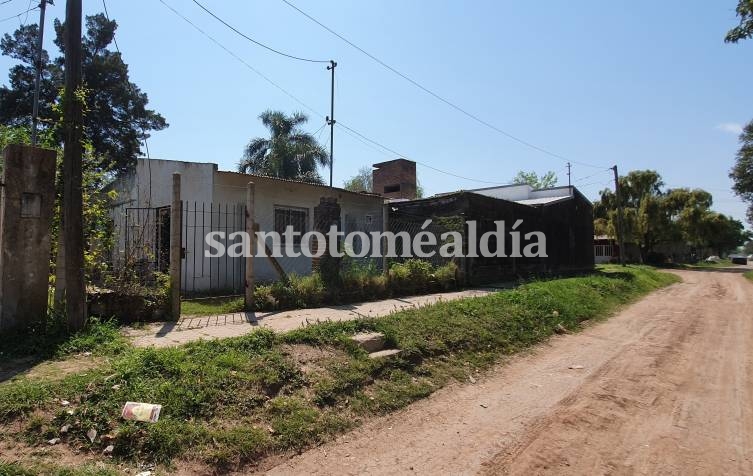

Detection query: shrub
(254, 284), (278, 311)
(270, 274), (326, 309)
(432, 262), (458, 290)
(388, 259), (439, 295)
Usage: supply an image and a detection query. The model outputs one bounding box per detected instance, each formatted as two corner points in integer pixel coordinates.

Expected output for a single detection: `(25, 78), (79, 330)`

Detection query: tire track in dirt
(262, 269), (753, 476)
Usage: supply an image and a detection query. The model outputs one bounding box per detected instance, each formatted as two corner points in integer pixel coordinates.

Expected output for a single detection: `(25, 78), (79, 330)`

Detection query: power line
(190, 0), (329, 64)
(573, 168), (612, 184)
(159, 0), (323, 120)
(159, 0), (512, 187)
(102, 0), (155, 210)
(0, 0), (17, 6)
(337, 121), (506, 185)
(280, 0), (606, 170)
(0, 3), (37, 22)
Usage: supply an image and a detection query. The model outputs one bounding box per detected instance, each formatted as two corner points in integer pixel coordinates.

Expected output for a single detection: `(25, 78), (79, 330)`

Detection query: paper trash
(121, 402), (161, 423)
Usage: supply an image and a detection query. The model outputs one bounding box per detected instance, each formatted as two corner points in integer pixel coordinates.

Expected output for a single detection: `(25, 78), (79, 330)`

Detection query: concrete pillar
(169, 173), (182, 320)
(244, 182), (255, 311)
(313, 197), (342, 289)
(0, 145), (57, 331)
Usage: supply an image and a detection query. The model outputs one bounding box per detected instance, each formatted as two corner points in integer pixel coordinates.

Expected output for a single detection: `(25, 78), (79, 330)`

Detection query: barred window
(275, 206), (307, 245)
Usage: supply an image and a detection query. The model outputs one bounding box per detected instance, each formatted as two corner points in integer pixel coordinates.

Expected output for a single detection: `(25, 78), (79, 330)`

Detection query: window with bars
(274, 206), (307, 245)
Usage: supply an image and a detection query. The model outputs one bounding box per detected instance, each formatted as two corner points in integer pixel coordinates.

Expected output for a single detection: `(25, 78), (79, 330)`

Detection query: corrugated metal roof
(514, 196), (571, 206)
(215, 170), (383, 198)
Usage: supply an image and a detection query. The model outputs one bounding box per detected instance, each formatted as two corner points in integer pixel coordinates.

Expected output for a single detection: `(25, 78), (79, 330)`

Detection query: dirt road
(264, 268), (753, 475)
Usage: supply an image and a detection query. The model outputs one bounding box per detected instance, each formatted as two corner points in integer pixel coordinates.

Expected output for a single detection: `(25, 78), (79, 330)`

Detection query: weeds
(0, 266), (678, 472)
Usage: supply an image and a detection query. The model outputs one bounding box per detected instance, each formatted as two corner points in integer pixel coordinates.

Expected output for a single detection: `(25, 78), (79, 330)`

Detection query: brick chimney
(372, 159), (417, 199)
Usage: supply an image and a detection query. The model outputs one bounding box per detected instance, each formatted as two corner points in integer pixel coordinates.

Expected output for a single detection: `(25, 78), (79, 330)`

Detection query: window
(275, 206), (307, 245)
(383, 184), (400, 193)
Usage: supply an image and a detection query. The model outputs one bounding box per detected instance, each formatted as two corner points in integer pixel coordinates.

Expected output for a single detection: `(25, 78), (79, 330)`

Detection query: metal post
(31, 0), (48, 145)
(245, 182), (255, 311)
(326, 60), (337, 187)
(381, 202), (389, 275)
(612, 165), (626, 266)
(63, 0), (86, 329)
(169, 173), (182, 319)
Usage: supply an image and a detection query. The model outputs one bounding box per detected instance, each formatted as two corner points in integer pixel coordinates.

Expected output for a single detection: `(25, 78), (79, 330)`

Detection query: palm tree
(238, 110), (329, 184)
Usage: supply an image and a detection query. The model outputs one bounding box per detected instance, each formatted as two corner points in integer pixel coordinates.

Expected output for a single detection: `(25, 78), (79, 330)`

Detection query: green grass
(0, 317), (130, 362)
(744, 271), (753, 282)
(0, 461), (118, 476)
(0, 265), (678, 472)
(684, 258), (734, 268)
(181, 296), (245, 316)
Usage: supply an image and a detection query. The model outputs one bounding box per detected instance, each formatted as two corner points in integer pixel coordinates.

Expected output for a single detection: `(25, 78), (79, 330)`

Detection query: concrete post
(244, 182), (255, 311)
(169, 173), (182, 320)
(0, 145), (57, 331)
(382, 202), (389, 275)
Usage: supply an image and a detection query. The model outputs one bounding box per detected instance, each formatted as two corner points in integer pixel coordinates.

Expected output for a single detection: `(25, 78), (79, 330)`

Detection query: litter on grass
(121, 402), (162, 423)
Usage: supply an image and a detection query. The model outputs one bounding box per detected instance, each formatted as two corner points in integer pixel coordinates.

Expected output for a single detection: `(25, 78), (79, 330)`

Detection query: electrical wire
(337, 121), (506, 185)
(0, 3), (36, 22)
(159, 0), (323, 120)
(280, 0), (606, 170)
(0, 0), (17, 6)
(191, 0), (329, 64)
(102, 0), (154, 208)
(160, 0), (522, 187)
(573, 168), (612, 184)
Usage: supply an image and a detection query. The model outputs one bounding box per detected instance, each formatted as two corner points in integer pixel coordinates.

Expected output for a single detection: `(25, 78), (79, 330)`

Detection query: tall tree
(724, 2), (753, 224)
(725, 0), (753, 43)
(343, 166), (373, 192)
(595, 170), (749, 260)
(0, 14), (167, 175)
(238, 110), (329, 183)
(730, 120), (753, 224)
(512, 170), (558, 189)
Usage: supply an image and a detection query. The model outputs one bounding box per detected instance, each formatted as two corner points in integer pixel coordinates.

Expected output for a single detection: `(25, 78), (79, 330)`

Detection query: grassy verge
(0, 265), (678, 473)
(0, 318), (130, 362)
(181, 296), (245, 316)
(744, 271), (753, 282)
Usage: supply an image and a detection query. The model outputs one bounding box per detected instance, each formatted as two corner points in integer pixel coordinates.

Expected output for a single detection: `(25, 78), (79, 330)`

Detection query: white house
(109, 158), (385, 295)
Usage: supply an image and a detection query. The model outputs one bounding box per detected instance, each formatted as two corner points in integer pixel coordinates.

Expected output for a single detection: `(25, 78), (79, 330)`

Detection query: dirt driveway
(263, 268), (753, 475)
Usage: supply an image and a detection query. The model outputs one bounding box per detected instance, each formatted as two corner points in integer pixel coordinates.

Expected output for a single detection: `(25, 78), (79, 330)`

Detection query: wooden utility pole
(62, 0), (86, 328)
(31, 0), (50, 145)
(612, 165), (626, 267)
(169, 173), (182, 319)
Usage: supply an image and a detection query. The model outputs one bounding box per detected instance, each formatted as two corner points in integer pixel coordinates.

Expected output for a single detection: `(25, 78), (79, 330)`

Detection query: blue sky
(2, 0), (752, 224)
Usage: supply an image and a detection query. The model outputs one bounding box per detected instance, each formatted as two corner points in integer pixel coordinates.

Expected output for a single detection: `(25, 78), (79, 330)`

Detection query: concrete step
(350, 332), (386, 353)
(368, 349), (402, 360)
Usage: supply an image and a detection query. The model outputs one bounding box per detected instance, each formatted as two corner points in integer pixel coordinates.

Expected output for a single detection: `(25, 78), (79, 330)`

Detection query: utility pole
(31, 0), (51, 146)
(326, 60), (336, 188)
(612, 165), (626, 267)
(566, 162), (571, 187)
(62, 0), (86, 328)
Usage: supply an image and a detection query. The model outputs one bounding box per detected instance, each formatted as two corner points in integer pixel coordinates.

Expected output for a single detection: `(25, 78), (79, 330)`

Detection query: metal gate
(181, 201), (246, 298)
(124, 206), (171, 283)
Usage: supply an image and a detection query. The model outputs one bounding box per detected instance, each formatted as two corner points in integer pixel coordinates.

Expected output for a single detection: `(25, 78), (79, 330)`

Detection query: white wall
(109, 159), (217, 280)
(110, 160), (385, 291)
(214, 172), (384, 282)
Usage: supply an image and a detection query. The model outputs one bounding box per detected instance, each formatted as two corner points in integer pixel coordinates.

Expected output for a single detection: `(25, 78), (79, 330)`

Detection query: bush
(270, 274), (326, 309)
(433, 262), (458, 290)
(250, 260), (457, 312)
(389, 259), (447, 295)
